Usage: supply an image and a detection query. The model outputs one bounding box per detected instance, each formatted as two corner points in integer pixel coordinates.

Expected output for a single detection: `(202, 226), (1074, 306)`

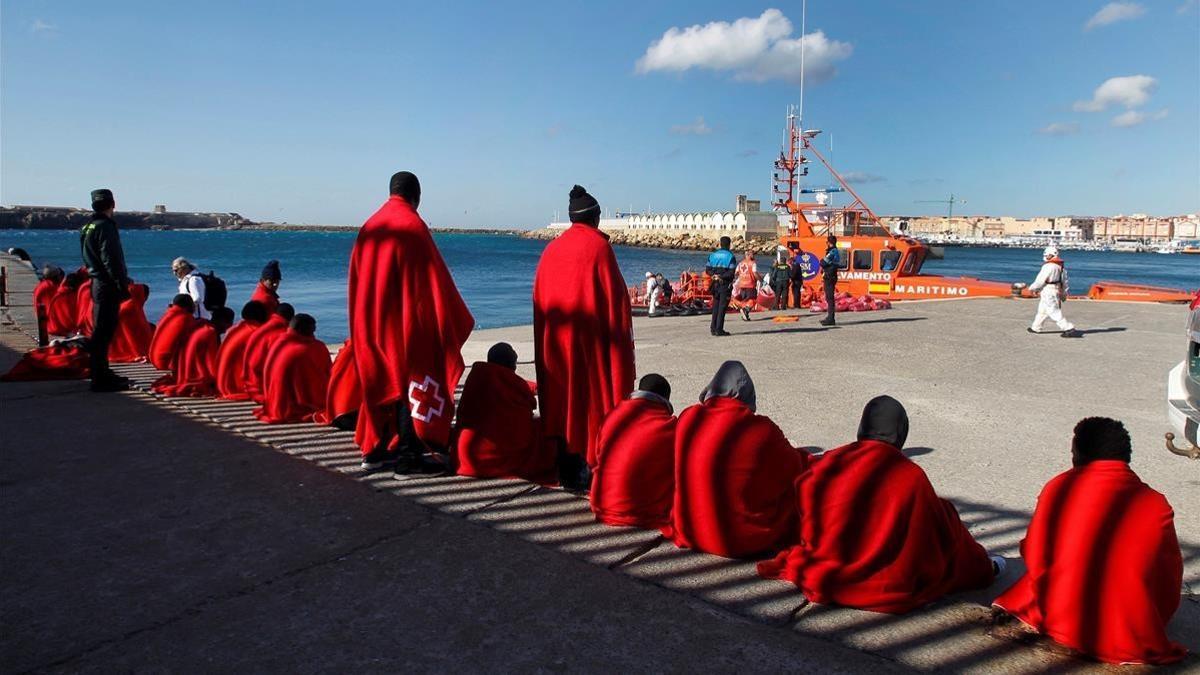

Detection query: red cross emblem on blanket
(408, 376), (446, 423)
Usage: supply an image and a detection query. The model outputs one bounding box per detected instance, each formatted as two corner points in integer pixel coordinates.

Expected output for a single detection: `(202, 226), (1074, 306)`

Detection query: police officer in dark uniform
(706, 236), (737, 336)
(820, 235), (840, 326)
(81, 188), (132, 392)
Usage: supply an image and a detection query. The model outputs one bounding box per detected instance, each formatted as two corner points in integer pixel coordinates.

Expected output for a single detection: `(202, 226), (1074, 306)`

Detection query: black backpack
(200, 271), (227, 311)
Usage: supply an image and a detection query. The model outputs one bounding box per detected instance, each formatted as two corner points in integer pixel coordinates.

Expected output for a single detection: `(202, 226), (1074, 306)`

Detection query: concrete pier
(1, 252), (1196, 672)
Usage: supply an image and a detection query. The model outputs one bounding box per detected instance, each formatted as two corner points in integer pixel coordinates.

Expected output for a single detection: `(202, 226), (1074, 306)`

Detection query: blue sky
(2, 1), (1197, 227)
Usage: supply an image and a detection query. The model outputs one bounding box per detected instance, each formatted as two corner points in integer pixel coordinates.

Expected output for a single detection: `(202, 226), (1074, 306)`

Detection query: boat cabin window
(902, 249), (926, 274)
(853, 249), (873, 270)
(835, 248), (850, 270)
(880, 250), (901, 271)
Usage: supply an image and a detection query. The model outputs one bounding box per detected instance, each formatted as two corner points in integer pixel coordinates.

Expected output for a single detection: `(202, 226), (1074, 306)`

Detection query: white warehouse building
(548, 195), (783, 240)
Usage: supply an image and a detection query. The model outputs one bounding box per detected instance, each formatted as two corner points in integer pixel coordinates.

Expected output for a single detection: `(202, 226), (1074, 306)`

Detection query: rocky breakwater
(522, 227), (780, 254)
(0, 205), (256, 230)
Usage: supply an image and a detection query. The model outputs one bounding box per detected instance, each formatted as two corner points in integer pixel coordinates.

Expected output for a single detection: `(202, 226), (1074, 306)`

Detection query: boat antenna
(798, 0), (807, 126)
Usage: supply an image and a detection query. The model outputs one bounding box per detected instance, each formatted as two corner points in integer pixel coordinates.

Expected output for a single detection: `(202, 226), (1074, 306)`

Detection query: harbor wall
(0, 205), (256, 230)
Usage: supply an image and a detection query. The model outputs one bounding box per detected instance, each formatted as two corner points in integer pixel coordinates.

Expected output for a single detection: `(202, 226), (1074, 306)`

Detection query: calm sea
(4, 229), (1196, 342)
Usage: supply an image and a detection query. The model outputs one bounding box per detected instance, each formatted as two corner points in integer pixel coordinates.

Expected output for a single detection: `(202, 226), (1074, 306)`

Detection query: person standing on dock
(533, 185), (635, 491)
(80, 188), (132, 392)
(1028, 246), (1081, 338)
(820, 235), (840, 326)
(706, 236), (737, 336)
(645, 272), (661, 317)
(349, 171), (474, 473)
(769, 247), (791, 310)
(172, 257), (208, 320)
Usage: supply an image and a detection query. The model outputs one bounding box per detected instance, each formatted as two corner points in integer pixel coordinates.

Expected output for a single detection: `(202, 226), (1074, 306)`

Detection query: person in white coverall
(1027, 246), (1081, 338)
(645, 271), (660, 317)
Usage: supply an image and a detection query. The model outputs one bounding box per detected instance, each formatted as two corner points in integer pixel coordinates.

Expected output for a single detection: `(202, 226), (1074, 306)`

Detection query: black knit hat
(261, 260), (281, 282)
(568, 185), (600, 221)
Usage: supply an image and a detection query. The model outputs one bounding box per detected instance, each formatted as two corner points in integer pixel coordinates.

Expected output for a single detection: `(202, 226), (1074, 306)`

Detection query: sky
(2, 1), (1198, 227)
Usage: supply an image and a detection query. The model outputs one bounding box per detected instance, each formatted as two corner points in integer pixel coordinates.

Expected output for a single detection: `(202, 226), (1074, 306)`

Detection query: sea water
(3, 229), (1196, 342)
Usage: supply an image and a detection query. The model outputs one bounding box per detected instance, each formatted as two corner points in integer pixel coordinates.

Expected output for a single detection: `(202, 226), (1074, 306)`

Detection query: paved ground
(1, 252), (1196, 672)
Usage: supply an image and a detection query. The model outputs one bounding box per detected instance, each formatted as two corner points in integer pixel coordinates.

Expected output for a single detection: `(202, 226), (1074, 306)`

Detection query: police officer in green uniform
(81, 188), (132, 392)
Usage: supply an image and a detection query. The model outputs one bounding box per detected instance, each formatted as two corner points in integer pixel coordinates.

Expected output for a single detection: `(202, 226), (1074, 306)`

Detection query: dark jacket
(81, 214), (130, 289)
(822, 245), (840, 281)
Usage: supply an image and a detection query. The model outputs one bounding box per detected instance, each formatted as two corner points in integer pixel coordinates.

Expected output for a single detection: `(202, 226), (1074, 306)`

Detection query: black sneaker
(361, 445), (398, 471)
(740, 306), (751, 321)
(90, 375), (131, 393)
(715, 330), (731, 337)
(819, 318), (835, 326)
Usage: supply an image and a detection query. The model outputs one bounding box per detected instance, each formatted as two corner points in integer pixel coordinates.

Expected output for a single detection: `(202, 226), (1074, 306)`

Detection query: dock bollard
(0, 266), (7, 307)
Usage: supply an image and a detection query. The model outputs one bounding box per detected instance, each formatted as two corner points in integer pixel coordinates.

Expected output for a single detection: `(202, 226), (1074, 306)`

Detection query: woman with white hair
(1028, 246), (1080, 338)
(172, 257), (208, 319)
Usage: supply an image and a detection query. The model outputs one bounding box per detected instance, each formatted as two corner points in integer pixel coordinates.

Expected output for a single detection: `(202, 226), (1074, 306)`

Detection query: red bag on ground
(1, 345), (89, 381)
(992, 461), (1186, 665)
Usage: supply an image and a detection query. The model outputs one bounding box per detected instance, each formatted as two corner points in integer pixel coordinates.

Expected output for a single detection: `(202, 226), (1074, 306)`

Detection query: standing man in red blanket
(349, 171), (474, 474)
(533, 185), (635, 491)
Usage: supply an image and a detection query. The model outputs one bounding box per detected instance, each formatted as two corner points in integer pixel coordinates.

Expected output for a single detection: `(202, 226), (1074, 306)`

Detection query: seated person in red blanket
(148, 294), (198, 372)
(253, 313), (331, 423)
(109, 282), (155, 363)
(243, 303), (295, 404)
(758, 395), (999, 614)
(154, 306), (235, 397)
(250, 260), (281, 315)
(215, 301), (268, 400)
(33, 265), (64, 316)
(992, 417), (1186, 665)
(590, 373), (677, 529)
(453, 343), (553, 483)
(668, 361), (809, 558)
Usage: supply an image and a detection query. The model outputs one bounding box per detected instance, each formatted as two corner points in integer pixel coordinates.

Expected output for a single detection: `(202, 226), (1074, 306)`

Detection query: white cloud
(636, 9), (853, 84)
(1084, 2), (1146, 30)
(670, 116), (713, 135)
(842, 171), (886, 184)
(1073, 75), (1157, 111)
(1180, 0), (1199, 14)
(1037, 122), (1081, 136)
(1111, 108), (1169, 127)
(30, 19), (57, 35)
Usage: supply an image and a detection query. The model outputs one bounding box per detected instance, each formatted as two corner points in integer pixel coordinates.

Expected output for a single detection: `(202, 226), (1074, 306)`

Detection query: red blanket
(242, 314), (290, 404)
(313, 339), (360, 427)
(669, 397), (808, 558)
(148, 306), (198, 372)
(348, 196), (474, 454)
(45, 282), (78, 336)
(1, 345), (89, 381)
(992, 460), (1186, 664)
(454, 362), (552, 483)
(533, 223), (635, 466)
(215, 320), (261, 399)
(249, 282), (279, 315)
(109, 284), (154, 363)
(33, 278), (58, 315)
(154, 323), (221, 397)
(590, 397), (677, 529)
(758, 440), (993, 614)
(253, 330), (331, 423)
(75, 281), (94, 336)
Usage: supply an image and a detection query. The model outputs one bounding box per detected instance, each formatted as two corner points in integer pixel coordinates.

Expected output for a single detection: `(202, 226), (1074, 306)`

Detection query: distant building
(153, 205), (167, 214)
(549, 195), (782, 240)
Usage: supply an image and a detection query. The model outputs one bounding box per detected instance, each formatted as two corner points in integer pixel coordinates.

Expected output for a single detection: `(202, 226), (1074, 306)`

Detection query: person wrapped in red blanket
(148, 294), (198, 372)
(242, 303), (295, 404)
(992, 417), (1186, 665)
(533, 185), (635, 490)
(1, 343), (90, 382)
(75, 279), (94, 336)
(45, 269), (87, 336)
(668, 361), (809, 558)
(312, 339), (360, 430)
(758, 395), (998, 614)
(109, 283), (155, 363)
(349, 172), (474, 474)
(33, 265), (64, 322)
(154, 307), (234, 397)
(254, 314), (331, 424)
(250, 260), (281, 315)
(590, 374), (677, 529)
(454, 343), (553, 483)
(215, 301), (268, 400)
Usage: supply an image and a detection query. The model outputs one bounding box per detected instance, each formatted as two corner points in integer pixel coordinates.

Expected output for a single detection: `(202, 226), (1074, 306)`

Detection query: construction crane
(915, 193), (969, 235)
